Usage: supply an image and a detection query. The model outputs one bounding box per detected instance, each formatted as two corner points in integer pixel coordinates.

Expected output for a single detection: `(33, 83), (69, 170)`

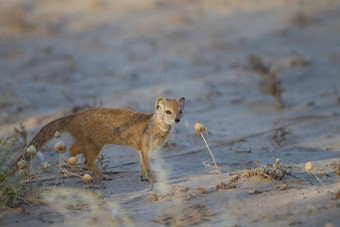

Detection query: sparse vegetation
(305, 161), (327, 188)
(1, 0), (339, 226)
(243, 160), (287, 180)
(247, 53), (311, 148)
(247, 54), (287, 148)
(248, 54), (284, 110)
(273, 126), (289, 148)
(330, 161), (340, 175)
(194, 122), (226, 187)
(0, 136), (27, 207)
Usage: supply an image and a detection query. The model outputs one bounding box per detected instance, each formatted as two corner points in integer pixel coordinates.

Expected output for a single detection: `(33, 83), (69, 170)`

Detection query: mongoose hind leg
(68, 143), (83, 172)
(84, 157), (112, 180)
(83, 144), (111, 180)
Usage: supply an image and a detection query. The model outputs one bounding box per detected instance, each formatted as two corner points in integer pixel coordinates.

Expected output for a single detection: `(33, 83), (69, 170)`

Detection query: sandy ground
(1, 0), (340, 226)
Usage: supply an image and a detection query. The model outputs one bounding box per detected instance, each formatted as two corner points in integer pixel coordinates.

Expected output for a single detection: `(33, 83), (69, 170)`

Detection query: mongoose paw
(102, 174), (112, 180)
(149, 179), (156, 188)
(148, 177), (156, 188)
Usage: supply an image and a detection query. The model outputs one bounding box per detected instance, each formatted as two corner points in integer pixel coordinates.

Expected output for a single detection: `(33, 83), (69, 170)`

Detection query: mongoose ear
(178, 97), (185, 109)
(155, 97), (167, 109)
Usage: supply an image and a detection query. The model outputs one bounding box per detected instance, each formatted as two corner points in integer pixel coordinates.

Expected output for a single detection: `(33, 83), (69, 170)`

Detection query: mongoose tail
(28, 115), (73, 151)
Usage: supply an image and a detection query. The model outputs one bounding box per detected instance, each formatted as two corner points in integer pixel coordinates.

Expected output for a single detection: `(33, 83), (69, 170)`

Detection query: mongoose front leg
(140, 150), (155, 188)
(138, 151), (147, 181)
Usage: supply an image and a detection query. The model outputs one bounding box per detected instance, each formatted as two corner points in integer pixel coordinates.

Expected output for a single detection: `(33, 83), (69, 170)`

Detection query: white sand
(0, 0), (339, 226)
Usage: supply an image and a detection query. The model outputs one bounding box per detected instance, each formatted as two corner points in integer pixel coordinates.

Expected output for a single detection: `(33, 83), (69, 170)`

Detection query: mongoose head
(155, 97), (185, 126)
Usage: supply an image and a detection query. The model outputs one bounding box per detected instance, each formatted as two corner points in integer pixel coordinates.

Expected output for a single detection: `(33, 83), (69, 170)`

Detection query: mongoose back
(27, 97), (185, 187)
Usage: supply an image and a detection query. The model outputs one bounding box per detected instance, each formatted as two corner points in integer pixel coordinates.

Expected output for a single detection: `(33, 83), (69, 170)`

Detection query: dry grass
(0, 128), (134, 225)
(247, 53), (312, 148)
(240, 160), (288, 180)
(273, 125), (289, 148)
(330, 161), (340, 175)
(248, 54), (284, 110)
(194, 122), (225, 187)
(305, 161), (327, 188)
(248, 54), (286, 148)
(0, 131), (28, 207)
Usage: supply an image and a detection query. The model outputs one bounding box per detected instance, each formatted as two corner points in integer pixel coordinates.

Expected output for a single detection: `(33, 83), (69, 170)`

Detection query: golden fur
(27, 97), (185, 187)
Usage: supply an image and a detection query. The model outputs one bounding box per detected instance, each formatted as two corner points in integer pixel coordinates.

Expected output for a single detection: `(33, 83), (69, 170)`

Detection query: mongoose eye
(179, 110), (183, 114)
(165, 110), (172, 115)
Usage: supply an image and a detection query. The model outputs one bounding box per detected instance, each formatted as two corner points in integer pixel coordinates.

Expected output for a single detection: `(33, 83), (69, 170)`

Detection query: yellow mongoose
(27, 97), (185, 187)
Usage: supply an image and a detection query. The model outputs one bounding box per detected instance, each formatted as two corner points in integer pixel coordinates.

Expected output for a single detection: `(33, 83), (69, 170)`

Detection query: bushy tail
(28, 115), (73, 152)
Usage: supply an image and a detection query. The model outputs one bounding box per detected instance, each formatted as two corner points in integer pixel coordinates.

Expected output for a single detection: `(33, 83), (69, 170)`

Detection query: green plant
(0, 137), (28, 207)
